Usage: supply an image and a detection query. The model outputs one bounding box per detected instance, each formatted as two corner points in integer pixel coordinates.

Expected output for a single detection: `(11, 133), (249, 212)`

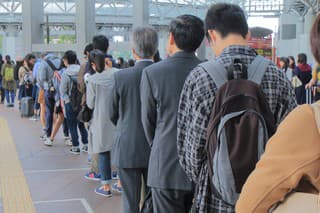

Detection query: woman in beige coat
(236, 14), (320, 213)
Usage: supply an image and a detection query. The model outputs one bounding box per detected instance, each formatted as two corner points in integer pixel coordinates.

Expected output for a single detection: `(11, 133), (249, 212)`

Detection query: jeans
(45, 90), (55, 137)
(99, 151), (112, 185)
(5, 90), (15, 104)
(62, 118), (69, 137)
(32, 85), (40, 110)
(64, 102), (88, 147)
(18, 85), (25, 101)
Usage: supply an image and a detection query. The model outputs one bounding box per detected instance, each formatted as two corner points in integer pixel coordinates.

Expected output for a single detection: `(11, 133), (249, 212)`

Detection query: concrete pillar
(3, 26), (18, 58)
(296, 17), (305, 37)
(158, 29), (168, 59)
(75, 0), (95, 59)
(133, 0), (149, 28)
(22, 0), (44, 55)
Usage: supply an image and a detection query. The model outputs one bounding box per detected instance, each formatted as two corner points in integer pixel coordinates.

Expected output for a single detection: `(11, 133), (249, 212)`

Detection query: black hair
(205, 3), (248, 39)
(89, 49), (105, 73)
(63, 50), (77, 65)
(24, 53), (36, 61)
(288, 56), (296, 69)
(153, 50), (161, 62)
(84, 43), (94, 55)
(169, 15), (204, 52)
(92, 35), (109, 53)
(5, 55), (11, 65)
(297, 53), (307, 65)
(128, 59), (135, 67)
(117, 57), (124, 65)
(280, 57), (289, 72)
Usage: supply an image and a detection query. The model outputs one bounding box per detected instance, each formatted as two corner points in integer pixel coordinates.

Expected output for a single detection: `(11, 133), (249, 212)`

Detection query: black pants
(0, 87), (4, 103)
(119, 168), (149, 213)
(151, 187), (194, 213)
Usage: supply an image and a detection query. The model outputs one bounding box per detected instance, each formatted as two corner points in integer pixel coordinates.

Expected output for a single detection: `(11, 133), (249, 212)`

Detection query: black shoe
(69, 147), (80, 155)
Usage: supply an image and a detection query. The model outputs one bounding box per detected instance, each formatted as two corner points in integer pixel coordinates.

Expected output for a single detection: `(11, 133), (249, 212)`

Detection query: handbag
(291, 75), (302, 88)
(273, 102), (320, 213)
(273, 192), (320, 212)
(77, 104), (93, 123)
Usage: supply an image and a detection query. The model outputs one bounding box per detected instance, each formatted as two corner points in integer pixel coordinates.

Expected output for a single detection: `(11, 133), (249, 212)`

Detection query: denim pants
(99, 151), (112, 185)
(5, 90), (15, 104)
(32, 85), (40, 110)
(64, 102), (88, 147)
(44, 90), (55, 137)
(62, 118), (69, 137)
(18, 85), (25, 101)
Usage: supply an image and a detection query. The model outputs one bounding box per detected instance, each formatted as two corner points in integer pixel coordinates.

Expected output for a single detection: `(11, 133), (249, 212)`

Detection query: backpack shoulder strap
(198, 61), (228, 89)
(248, 55), (270, 85)
(46, 59), (58, 71)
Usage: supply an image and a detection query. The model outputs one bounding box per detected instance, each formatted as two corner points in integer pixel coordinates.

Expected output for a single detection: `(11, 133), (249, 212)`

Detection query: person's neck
(215, 36), (247, 56)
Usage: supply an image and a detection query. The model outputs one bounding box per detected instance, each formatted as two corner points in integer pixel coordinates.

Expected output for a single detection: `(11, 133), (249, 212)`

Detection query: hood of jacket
(64, 64), (80, 81)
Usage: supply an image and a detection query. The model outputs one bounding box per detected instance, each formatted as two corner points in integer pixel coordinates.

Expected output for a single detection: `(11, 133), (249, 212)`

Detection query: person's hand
(306, 83), (312, 89)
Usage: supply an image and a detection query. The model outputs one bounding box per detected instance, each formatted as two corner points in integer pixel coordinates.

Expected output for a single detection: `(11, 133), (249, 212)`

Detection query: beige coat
(236, 104), (320, 212)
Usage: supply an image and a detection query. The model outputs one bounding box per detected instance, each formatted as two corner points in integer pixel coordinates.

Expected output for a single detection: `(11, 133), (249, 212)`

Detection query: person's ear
(208, 30), (217, 44)
(169, 32), (175, 46)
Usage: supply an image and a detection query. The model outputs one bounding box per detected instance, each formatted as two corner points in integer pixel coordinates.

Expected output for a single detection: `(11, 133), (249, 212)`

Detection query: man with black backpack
(60, 50), (88, 154)
(177, 3), (297, 213)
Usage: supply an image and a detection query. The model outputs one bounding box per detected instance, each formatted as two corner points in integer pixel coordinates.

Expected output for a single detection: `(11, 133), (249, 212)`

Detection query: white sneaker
(64, 136), (72, 146)
(44, 138), (53, 146)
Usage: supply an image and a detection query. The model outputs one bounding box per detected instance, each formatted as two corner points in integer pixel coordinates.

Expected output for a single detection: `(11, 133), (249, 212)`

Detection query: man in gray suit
(109, 27), (158, 213)
(140, 15), (205, 213)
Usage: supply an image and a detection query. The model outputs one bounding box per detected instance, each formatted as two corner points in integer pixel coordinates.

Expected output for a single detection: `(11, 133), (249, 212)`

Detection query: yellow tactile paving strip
(0, 117), (35, 213)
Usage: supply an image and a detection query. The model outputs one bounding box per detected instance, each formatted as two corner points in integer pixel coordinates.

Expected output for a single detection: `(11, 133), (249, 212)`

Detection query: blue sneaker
(112, 183), (123, 193)
(112, 171), (119, 180)
(84, 172), (101, 181)
(95, 186), (112, 198)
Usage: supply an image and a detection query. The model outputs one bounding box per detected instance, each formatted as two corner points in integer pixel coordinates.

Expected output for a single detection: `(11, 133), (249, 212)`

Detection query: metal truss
(286, 0), (319, 17)
(0, 0), (299, 28)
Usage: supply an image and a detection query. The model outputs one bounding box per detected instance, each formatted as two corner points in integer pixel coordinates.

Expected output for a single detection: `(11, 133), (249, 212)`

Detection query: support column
(133, 0), (149, 28)
(22, 0), (43, 54)
(3, 26), (18, 58)
(75, 0), (95, 59)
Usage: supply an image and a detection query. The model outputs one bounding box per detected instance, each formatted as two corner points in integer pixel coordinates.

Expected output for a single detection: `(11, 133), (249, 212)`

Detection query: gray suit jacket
(109, 60), (153, 169)
(140, 51), (201, 191)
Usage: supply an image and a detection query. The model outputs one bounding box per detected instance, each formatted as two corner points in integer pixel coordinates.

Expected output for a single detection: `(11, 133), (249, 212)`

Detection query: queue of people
(0, 2), (320, 213)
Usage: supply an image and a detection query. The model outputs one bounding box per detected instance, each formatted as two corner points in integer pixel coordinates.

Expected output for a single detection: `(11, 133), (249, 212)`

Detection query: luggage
(306, 87), (316, 104)
(20, 97), (34, 117)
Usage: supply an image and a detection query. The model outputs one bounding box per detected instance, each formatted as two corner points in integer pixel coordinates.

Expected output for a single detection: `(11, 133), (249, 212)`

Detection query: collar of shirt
(219, 45), (257, 58)
(136, 59), (153, 63)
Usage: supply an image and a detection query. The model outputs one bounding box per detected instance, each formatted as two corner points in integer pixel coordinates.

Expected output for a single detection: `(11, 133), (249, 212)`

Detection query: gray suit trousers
(151, 188), (194, 213)
(119, 168), (149, 213)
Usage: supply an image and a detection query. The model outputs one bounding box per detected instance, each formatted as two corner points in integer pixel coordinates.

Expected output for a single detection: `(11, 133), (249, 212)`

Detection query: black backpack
(200, 56), (277, 206)
(69, 76), (82, 112)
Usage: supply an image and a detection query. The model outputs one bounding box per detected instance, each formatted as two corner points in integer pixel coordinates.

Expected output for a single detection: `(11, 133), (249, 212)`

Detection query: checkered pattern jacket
(177, 45), (298, 213)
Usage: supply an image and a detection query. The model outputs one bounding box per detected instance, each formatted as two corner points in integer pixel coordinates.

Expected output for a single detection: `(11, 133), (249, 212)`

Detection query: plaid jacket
(177, 45), (297, 213)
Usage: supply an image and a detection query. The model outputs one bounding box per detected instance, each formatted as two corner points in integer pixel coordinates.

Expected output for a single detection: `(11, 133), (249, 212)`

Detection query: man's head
(63, 50), (77, 66)
(92, 35), (109, 54)
(131, 27), (158, 60)
(167, 15), (204, 55)
(205, 3), (249, 56)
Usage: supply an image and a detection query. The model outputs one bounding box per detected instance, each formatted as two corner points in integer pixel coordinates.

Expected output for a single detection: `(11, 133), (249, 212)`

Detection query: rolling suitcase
(20, 97), (34, 117)
(306, 88), (314, 104)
